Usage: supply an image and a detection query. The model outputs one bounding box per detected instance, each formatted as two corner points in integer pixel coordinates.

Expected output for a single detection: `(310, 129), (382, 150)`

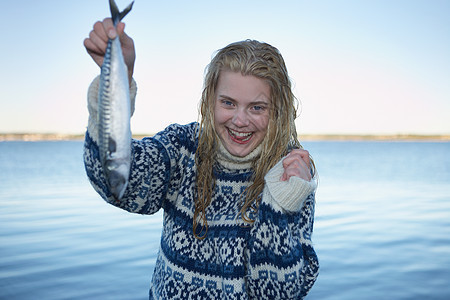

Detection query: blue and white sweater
(84, 77), (319, 299)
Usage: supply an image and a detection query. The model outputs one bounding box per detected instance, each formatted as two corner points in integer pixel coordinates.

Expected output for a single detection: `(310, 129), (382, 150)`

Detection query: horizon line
(1, 132), (449, 142)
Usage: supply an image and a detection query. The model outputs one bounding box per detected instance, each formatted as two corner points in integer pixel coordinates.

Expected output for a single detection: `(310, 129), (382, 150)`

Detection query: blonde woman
(84, 18), (319, 299)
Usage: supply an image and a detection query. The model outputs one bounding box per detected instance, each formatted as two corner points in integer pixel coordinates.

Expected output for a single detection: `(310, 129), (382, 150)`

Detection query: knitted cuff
(86, 75), (137, 142)
(263, 158), (317, 213)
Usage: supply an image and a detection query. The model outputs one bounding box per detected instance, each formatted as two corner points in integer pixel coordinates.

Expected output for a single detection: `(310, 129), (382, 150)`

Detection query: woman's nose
(232, 109), (250, 127)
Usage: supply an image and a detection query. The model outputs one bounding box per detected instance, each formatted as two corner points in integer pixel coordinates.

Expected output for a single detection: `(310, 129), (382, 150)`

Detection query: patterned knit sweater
(84, 77), (319, 299)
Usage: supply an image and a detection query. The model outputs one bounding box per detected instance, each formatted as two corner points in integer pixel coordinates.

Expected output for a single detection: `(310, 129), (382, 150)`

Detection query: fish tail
(109, 0), (134, 25)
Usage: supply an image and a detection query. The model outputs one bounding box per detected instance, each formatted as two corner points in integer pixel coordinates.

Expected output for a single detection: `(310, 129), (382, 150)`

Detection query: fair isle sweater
(84, 77), (319, 299)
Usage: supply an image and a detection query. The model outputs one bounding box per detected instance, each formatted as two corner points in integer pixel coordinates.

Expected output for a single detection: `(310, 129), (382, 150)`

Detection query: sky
(1, 0), (449, 135)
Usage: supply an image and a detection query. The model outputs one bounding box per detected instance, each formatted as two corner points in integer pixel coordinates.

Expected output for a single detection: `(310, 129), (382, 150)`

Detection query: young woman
(84, 18), (319, 299)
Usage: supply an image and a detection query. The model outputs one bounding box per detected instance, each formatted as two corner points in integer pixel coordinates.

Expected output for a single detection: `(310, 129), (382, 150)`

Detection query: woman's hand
(281, 149), (313, 182)
(83, 18), (136, 83)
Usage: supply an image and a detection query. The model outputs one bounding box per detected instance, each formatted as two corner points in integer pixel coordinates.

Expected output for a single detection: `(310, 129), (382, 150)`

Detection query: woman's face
(214, 70), (271, 157)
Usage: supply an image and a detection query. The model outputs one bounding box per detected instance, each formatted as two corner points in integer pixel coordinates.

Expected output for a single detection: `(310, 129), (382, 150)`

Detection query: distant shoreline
(1, 133), (449, 142)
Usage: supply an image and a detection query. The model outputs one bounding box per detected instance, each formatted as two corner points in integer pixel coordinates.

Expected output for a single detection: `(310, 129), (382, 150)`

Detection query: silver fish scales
(98, 0), (134, 200)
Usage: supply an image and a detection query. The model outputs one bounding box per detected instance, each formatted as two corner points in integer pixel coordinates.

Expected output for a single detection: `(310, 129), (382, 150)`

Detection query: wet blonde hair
(194, 40), (313, 239)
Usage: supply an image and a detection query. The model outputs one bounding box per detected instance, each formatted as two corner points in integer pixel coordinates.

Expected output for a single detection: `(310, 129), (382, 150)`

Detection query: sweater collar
(216, 141), (262, 170)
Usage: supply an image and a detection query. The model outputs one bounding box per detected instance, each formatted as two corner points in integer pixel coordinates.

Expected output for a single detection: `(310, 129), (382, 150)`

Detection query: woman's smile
(227, 128), (253, 143)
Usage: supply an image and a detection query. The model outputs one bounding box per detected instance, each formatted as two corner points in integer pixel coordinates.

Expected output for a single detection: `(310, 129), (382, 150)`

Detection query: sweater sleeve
(264, 158), (317, 213)
(83, 76), (197, 215)
(246, 161), (319, 299)
(84, 132), (172, 215)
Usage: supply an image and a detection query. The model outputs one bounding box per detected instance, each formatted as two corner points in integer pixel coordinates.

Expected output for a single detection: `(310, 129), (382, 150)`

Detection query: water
(1, 140), (449, 299)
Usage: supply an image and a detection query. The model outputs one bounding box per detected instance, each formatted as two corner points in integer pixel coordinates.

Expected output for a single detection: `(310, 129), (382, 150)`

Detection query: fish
(98, 0), (134, 200)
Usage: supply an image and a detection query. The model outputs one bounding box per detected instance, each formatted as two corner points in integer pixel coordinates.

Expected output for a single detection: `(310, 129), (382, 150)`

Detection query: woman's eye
(221, 100), (234, 106)
(252, 105), (265, 111)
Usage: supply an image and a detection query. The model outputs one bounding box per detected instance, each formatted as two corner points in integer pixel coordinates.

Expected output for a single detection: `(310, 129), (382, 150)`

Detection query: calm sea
(1, 140), (449, 299)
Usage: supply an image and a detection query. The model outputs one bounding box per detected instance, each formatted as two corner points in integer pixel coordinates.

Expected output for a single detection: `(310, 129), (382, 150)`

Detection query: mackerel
(98, 0), (134, 200)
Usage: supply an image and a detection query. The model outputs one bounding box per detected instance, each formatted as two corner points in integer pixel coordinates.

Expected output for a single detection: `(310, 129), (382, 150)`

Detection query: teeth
(229, 129), (252, 137)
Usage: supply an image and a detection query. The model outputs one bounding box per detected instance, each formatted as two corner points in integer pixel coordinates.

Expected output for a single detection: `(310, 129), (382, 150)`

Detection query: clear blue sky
(1, 0), (449, 135)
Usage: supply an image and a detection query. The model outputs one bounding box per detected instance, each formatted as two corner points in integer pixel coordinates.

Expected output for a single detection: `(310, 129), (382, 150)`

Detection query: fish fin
(119, 1), (134, 21)
(109, 0), (134, 25)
